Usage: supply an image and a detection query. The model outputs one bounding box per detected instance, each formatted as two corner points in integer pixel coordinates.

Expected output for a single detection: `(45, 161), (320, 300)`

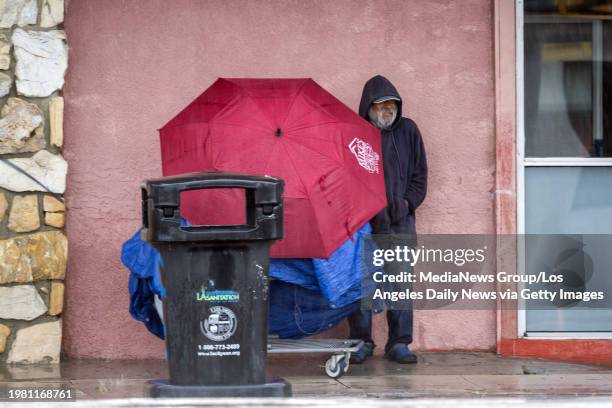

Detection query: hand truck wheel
(325, 353), (349, 379)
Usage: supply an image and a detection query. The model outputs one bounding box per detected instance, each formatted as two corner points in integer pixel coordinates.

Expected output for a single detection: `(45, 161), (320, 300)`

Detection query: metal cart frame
(268, 338), (364, 379)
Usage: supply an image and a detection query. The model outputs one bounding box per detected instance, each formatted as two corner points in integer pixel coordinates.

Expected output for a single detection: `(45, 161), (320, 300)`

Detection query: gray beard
(368, 106), (397, 130)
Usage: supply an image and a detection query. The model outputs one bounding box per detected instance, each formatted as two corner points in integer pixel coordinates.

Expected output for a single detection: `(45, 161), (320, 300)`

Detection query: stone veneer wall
(0, 0), (67, 364)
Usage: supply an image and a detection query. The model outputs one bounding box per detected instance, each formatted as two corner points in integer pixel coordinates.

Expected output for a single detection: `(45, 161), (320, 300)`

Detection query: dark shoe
(386, 343), (417, 364)
(349, 341), (374, 364)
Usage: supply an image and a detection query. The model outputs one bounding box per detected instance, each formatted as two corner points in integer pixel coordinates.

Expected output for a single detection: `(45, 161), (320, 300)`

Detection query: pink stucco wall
(63, 0), (496, 359)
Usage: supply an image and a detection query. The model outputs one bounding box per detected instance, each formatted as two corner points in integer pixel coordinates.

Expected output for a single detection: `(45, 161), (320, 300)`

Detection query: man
(348, 74), (428, 364)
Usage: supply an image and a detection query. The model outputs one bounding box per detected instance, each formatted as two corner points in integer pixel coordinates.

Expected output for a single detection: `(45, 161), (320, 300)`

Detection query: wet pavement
(1, 352), (612, 402)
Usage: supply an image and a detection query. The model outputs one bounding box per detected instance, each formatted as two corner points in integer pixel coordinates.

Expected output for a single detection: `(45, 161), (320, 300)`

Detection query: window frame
(516, 0), (612, 338)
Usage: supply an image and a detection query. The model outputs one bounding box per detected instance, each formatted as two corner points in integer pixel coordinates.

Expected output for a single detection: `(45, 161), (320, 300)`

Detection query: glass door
(518, 0), (612, 336)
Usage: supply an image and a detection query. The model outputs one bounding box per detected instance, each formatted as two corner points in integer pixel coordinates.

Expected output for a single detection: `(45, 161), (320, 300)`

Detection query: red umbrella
(159, 78), (386, 258)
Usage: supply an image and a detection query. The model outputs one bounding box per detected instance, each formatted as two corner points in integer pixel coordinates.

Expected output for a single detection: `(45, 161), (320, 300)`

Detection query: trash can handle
(176, 178), (275, 192)
(178, 224), (260, 238)
(142, 173), (284, 242)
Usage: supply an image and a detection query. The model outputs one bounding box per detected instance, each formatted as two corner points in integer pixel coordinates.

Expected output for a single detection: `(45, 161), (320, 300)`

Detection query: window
(519, 0), (612, 336)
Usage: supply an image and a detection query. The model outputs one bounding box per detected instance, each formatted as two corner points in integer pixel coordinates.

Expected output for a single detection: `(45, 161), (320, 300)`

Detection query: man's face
(368, 100), (398, 130)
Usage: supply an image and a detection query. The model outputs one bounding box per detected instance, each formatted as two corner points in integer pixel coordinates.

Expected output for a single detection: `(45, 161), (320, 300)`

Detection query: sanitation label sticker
(200, 306), (237, 341)
(196, 288), (240, 303)
(349, 137), (380, 174)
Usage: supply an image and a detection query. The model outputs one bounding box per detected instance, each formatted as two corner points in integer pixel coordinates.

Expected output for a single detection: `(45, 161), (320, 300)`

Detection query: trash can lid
(141, 172), (284, 243)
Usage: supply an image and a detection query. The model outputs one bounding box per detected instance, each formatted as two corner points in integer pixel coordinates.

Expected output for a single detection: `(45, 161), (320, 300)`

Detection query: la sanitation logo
(196, 289), (240, 303)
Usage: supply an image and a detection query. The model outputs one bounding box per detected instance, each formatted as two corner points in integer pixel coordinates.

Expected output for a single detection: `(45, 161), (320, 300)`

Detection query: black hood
(358, 75), (403, 128)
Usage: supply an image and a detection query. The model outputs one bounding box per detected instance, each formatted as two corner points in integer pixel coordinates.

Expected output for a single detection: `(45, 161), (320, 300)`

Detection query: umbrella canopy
(159, 78), (386, 258)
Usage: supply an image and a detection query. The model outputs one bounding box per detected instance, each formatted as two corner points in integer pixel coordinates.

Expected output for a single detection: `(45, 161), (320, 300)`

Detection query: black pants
(348, 308), (413, 354)
(348, 233), (414, 353)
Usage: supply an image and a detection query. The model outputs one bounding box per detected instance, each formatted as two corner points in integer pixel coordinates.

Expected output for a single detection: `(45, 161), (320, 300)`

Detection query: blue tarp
(269, 223), (376, 309)
(121, 229), (167, 339)
(121, 223), (378, 339)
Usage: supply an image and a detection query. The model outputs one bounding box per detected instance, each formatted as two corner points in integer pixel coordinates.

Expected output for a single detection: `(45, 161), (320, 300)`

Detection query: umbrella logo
(349, 138), (380, 174)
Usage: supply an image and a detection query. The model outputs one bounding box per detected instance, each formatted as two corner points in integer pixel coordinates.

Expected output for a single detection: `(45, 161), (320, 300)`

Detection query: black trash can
(141, 172), (291, 398)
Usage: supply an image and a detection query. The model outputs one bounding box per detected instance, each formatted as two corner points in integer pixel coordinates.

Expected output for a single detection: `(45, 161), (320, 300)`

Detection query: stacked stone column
(0, 0), (67, 364)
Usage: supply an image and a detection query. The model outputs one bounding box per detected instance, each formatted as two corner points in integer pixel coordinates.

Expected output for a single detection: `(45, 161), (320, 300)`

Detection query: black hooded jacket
(359, 75), (428, 235)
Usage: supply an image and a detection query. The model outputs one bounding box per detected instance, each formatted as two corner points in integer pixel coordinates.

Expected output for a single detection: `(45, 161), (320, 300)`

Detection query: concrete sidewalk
(1, 352), (611, 402)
